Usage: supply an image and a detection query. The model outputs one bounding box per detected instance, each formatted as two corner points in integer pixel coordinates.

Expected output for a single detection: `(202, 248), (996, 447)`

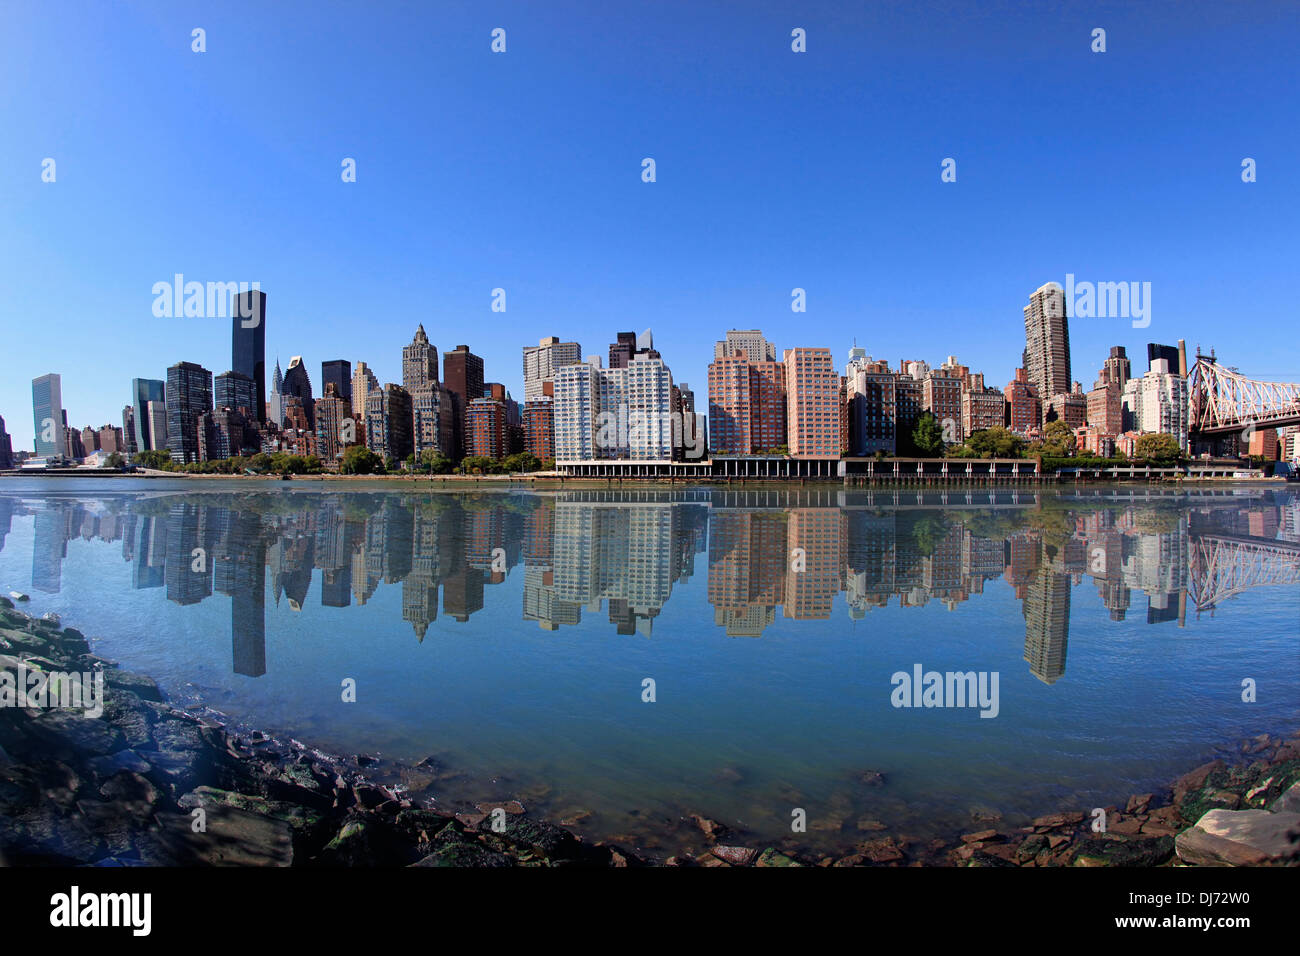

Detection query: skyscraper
(268, 360), (285, 427)
(214, 370), (257, 418)
(784, 348), (839, 457)
(0, 415), (13, 470)
(322, 359), (352, 402)
(715, 329), (778, 363)
(231, 289), (267, 424)
(443, 345), (484, 459)
(146, 401), (168, 452)
(121, 405), (138, 456)
(523, 336), (582, 401)
(365, 383), (413, 463)
(31, 373), (65, 458)
(165, 361), (214, 464)
(131, 378), (166, 451)
(708, 331), (786, 455)
(314, 382), (353, 467)
(1023, 282), (1072, 419)
(281, 356), (315, 430)
(401, 326), (439, 391)
(351, 361), (379, 437)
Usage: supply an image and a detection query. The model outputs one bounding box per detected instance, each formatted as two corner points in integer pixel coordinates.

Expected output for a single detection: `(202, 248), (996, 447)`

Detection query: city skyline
(4, 2), (1298, 450)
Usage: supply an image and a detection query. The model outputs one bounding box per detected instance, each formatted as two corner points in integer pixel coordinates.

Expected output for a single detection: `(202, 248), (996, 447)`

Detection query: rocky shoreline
(1, 599), (1297, 867)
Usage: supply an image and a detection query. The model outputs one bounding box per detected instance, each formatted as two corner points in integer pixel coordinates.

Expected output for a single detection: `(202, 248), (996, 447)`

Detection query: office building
(523, 336), (582, 401)
(401, 326), (438, 391)
(131, 378), (166, 451)
(165, 361), (214, 464)
(1023, 282), (1072, 421)
(31, 373), (65, 458)
(231, 289), (267, 424)
(784, 347), (839, 457)
(322, 359), (352, 402)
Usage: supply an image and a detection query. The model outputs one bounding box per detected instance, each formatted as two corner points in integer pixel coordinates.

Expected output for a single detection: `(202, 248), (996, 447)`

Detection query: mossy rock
(1071, 835), (1174, 867)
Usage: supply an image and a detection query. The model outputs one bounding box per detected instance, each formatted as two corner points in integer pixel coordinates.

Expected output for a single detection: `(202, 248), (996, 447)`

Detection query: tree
(132, 449), (172, 471)
(460, 456), (494, 475)
(340, 445), (382, 475)
(906, 411), (946, 458)
(104, 452), (125, 469)
(501, 452), (541, 473)
(1041, 420), (1077, 457)
(965, 426), (1026, 459)
(247, 452), (273, 473)
(1134, 432), (1182, 462)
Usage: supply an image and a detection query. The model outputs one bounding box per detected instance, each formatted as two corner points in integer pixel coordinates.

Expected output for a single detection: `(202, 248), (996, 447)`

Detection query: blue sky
(2, 0), (1297, 450)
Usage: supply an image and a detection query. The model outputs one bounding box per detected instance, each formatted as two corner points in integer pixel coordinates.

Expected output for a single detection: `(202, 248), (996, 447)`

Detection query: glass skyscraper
(31, 373), (65, 458)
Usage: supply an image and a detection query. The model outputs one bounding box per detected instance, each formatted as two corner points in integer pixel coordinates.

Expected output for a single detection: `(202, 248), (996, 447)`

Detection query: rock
(102, 670), (164, 703)
(145, 808), (294, 866)
(409, 838), (514, 868)
(1016, 834), (1049, 862)
(1175, 809), (1300, 866)
(856, 817), (888, 832)
(969, 806), (1003, 824)
(1125, 793), (1153, 814)
(756, 847), (802, 867)
(1032, 812), (1084, 830)
(966, 850), (1017, 867)
(1071, 835), (1175, 867)
(711, 845), (758, 866)
(475, 799), (525, 816)
(559, 809), (593, 826)
(486, 816), (586, 864)
(962, 829), (1001, 844)
(9, 592), (30, 602)
(1172, 760), (1225, 807)
(859, 838), (905, 863)
(712, 767), (744, 785)
(455, 811), (488, 828)
(25, 711), (126, 758)
(1270, 782), (1300, 815)
(86, 749), (153, 780)
(689, 814), (728, 842)
(1107, 814), (1144, 836)
(858, 769), (886, 787)
(1241, 734), (1273, 756)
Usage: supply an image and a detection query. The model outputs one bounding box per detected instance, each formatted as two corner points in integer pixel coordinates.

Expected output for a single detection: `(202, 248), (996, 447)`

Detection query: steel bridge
(1188, 354), (1300, 436)
(1187, 533), (1300, 613)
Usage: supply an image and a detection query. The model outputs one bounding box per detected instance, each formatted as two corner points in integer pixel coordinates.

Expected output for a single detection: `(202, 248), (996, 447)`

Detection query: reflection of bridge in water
(1187, 533), (1300, 614)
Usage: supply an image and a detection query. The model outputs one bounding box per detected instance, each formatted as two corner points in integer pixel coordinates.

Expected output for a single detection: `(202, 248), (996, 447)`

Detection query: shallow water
(1, 479), (1297, 855)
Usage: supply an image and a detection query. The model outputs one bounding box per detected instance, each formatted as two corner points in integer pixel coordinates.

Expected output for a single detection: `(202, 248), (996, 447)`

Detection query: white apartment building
(1121, 358), (1189, 450)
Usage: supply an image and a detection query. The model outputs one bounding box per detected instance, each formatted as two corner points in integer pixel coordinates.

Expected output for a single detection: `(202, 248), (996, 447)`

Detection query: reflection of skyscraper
(165, 503), (212, 605)
(784, 508), (841, 619)
(709, 510), (787, 636)
(32, 505), (70, 593)
(1023, 568), (1070, 684)
(132, 515), (166, 589)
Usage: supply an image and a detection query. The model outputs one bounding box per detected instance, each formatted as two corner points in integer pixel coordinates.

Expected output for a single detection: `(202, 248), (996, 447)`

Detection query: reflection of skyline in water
(3, 487), (1298, 689)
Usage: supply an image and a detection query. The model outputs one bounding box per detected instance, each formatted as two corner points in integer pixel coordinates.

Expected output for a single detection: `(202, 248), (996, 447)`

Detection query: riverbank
(1, 601), (1296, 867)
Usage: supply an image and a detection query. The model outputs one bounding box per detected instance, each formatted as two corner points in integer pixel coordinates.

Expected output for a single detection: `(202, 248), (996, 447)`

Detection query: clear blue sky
(2, 0), (1297, 450)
